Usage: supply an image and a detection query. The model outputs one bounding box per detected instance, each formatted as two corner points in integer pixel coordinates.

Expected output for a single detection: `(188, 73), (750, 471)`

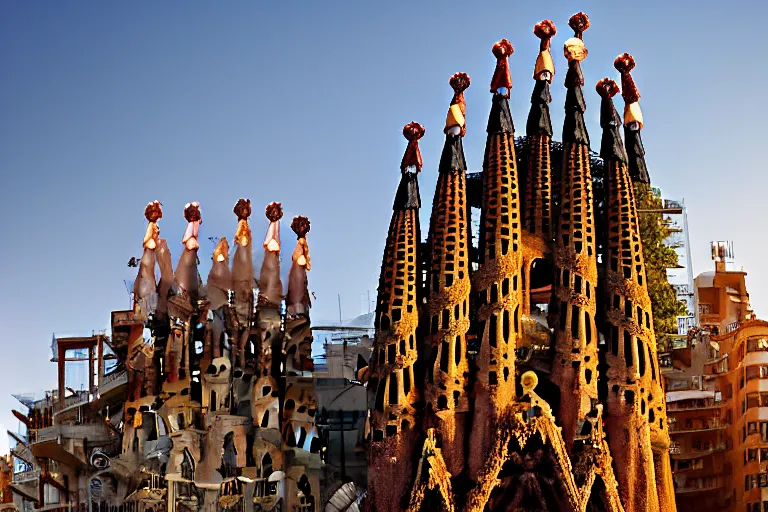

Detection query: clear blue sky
(1, 1), (766, 451)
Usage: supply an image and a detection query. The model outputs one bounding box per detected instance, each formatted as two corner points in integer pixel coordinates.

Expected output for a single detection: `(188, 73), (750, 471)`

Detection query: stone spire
(231, 198), (254, 372)
(367, 122), (424, 511)
(549, 12), (599, 447)
(615, 53), (650, 183)
(423, 73), (472, 477)
(597, 77), (662, 512)
(524, 20), (556, 241)
(613, 54), (677, 511)
(467, 40), (524, 480)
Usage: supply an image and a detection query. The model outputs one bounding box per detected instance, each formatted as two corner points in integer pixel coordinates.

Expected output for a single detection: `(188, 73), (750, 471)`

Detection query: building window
(747, 338), (768, 353)
(743, 393), (768, 411)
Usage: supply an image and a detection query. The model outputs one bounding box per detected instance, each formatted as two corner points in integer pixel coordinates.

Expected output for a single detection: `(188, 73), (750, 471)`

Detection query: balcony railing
(100, 368), (127, 395)
(669, 419), (728, 433)
(670, 444), (727, 460)
(12, 469), (40, 485)
(675, 476), (726, 494)
(667, 399), (725, 412)
(675, 483), (724, 494)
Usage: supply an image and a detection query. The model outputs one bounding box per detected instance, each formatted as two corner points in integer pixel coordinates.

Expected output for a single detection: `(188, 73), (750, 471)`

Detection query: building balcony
(667, 400), (726, 413)
(99, 368), (127, 396)
(675, 476), (726, 495)
(669, 419), (728, 434)
(670, 444), (727, 460)
(675, 483), (724, 495)
(11, 468), (40, 486)
(35, 423), (114, 446)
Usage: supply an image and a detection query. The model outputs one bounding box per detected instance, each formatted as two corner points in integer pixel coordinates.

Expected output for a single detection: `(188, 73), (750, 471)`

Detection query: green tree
(634, 182), (688, 342)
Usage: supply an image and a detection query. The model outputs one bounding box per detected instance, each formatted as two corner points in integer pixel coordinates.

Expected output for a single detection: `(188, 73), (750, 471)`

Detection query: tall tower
(468, 41), (524, 479)
(614, 54), (677, 512)
(549, 13), (599, 445)
(597, 76), (661, 512)
(423, 74), (472, 477)
(523, 20), (556, 243)
(367, 122), (423, 511)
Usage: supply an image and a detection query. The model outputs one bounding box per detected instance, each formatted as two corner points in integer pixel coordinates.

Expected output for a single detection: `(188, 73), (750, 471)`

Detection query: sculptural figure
(287, 216), (311, 317)
(175, 202), (202, 303)
(134, 201), (163, 314)
(259, 202), (284, 306)
(231, 199), (255, 371)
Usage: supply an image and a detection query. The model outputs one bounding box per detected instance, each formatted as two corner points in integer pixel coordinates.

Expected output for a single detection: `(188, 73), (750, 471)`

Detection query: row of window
(747, 502), (768, 512)
(744, 447), (768, 464)
(745, 473), (768, 491)
(742, 393), (768, 413)
(747, 338), (768, 353)
(746, 365), (768, 381)
(742, 421), (768, 443)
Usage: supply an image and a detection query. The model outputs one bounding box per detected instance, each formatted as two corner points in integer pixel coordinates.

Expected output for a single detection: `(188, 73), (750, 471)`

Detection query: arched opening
(261, 453), (272, 479)
(529, 258), (553, 324)
(297, 474), (315, 510)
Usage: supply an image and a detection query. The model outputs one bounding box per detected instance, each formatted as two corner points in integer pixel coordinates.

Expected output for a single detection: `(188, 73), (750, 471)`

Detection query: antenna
(710, 241), (734, 272)
(338, 294), (343, 324)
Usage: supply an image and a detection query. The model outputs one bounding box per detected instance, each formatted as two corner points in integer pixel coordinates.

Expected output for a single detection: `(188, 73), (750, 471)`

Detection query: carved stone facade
(365, 12), (676, 512)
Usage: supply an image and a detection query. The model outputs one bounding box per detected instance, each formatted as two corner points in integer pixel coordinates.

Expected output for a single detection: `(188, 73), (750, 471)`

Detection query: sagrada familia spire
(366, 12), (676, 512)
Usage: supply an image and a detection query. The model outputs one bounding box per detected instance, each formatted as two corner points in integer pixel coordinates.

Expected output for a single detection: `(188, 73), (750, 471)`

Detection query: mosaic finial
(446, 72), (470, 136)
(400, 122), (425, 172)
(614, 53), (643, 129)
(490, 39), (514, 96)
(533, 20), (556, 82)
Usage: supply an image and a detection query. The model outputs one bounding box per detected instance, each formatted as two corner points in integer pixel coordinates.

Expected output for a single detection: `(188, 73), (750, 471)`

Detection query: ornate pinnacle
(564, 13), (588, 89)
(446, 73), (470, 136)
(291, 216), (310, 239)
(183, 202), (201, 223)
(614, 53), (640, 104)
(533, 20), (556, 82)
(233, 198), (251, 221)
(265, 202), (283, 222)
(400, 122), (425, 172)
(595, 78), (620, 99)
(596, 78), (627, 163)
(449, 72), (470, 114)
(614, 53), (644, 129)
(568, 12), (590, 40)
(490, 39), (514, 96)
(144, 201), (162, 222)
(534, 20), (556, 50)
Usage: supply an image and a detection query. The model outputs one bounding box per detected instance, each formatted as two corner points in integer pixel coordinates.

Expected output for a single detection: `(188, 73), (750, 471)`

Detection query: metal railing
(12, 469), (40, 485)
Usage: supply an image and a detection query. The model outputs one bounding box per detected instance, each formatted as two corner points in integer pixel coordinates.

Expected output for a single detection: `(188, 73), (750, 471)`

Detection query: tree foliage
(634, 182), (688, 339)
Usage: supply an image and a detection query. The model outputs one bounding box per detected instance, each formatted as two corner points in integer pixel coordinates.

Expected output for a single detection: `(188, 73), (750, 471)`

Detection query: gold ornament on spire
(143, 201), (162, 250)
(533, 20), (556, 82)
(563, 12), (589, 64)
(614, 53), (644, 129)
(233, 198), (252, 247)
(445, 72), (470, 135)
